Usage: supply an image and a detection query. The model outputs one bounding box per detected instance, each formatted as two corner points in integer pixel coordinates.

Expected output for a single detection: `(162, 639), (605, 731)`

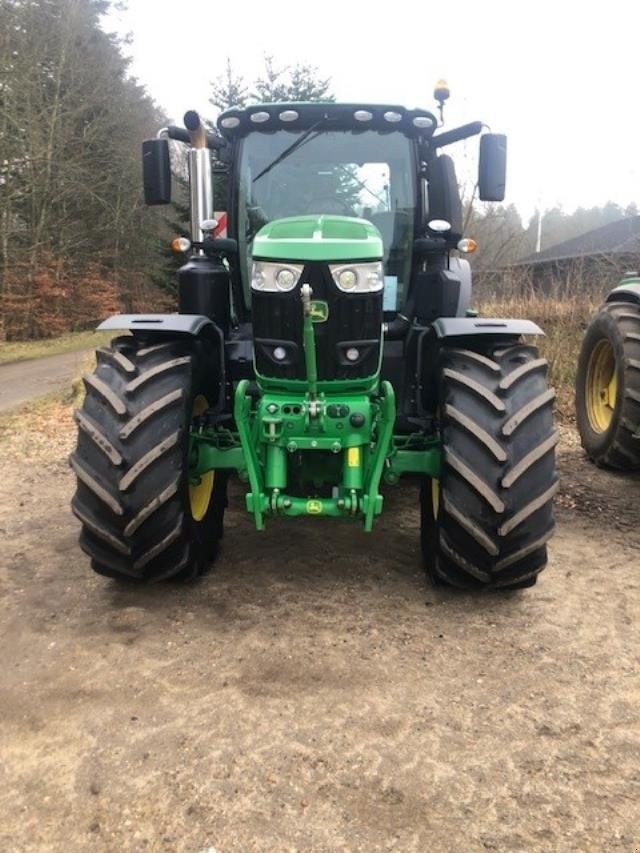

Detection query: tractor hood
(251, 215), (384, 263)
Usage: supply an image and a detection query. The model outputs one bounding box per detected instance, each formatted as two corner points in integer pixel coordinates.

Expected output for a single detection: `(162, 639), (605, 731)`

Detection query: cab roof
(217, 102), (438, 140)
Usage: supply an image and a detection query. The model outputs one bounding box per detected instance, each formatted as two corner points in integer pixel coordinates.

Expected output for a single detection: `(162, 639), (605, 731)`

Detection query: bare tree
(1, 0), (168, 338)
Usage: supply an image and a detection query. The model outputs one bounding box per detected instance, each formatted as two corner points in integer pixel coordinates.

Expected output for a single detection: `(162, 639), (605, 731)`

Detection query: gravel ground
(1, 414), (639, 852)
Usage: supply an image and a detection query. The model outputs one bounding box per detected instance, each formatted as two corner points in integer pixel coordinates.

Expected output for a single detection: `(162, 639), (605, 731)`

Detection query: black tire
(70, 334), (228, 582)
(421, 343), (558, 590)
(575, 301), (640, 469)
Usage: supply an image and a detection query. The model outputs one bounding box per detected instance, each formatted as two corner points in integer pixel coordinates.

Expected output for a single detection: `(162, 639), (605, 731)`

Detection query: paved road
(0, 349), (91, 412)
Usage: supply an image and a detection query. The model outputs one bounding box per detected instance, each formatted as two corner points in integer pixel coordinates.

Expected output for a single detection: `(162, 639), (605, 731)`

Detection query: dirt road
(0, 349), (91, 412)
(1, 417), (639, 851)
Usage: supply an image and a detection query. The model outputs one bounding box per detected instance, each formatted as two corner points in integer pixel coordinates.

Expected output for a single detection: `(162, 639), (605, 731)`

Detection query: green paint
(276, 494), (356, 518)
(189, 378), (444, 533)
(252, 215), (383, 262)
(190, 443), (245, 476)
(189, 403), (443, 532)
(363, 381), (396, 531)
(386, 448), (441, 478)
(233, 379), (266, 530)
(342, 446), (363, 491)
(256, 371), (380, 396)
(302, 289), (319, 398)
(265, 443), (287, 489)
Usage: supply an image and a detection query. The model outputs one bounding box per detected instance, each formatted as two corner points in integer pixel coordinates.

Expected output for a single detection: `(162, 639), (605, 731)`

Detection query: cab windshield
(236, 129), (416, 311)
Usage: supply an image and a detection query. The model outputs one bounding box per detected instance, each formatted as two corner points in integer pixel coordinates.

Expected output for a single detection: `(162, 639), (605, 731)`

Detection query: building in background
(514, 216), (640, 293)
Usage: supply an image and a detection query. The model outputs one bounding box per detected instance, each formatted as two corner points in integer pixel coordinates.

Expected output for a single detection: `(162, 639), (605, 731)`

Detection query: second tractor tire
(575, 300), (640, 469)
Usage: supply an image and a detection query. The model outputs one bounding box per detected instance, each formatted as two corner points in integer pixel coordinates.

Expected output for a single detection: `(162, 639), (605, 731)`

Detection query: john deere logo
(306, 499), (323, 514)
(309, 301), (329, 323)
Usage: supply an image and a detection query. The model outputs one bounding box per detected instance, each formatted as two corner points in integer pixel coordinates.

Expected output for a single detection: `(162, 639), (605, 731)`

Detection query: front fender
(98, 313), (226, 412)
(605, 279), (640, 304)
(431, 317), (544, 338)
(97, 313), (216, 335)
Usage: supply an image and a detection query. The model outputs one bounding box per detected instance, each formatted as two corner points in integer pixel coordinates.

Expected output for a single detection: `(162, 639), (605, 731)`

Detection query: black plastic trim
(606, 282), (640, 304)
(432, 317), (544, 338)
(97, 314), (215, 335)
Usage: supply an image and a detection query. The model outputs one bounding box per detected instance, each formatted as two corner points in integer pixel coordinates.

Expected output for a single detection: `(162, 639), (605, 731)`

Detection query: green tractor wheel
(70, 334), (227, 582)
(575, 301), (640, 469)
(421, 343), (558, 590)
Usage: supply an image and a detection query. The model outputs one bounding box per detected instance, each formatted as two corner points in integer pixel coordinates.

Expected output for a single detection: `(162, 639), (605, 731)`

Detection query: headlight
(329, 261), (384, 293)
(337, 269), (357, 290)
(251, 261), (303, 292)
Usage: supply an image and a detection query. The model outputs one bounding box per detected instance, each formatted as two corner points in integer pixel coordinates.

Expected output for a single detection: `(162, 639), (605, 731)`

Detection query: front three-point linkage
(232, 283), (397, 530)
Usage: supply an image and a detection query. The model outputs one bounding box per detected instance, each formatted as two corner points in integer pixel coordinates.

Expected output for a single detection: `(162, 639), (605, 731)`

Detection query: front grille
(252, 262), (383, 380)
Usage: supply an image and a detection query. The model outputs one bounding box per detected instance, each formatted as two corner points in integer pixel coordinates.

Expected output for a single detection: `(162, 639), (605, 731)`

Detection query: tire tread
(71, 335), (226, 582)
(421, 343), (558, 590)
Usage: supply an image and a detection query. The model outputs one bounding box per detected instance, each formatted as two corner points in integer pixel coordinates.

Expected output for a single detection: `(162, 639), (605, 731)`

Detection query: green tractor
(70, 97), (558, 590)
(576, 274), (640, 468)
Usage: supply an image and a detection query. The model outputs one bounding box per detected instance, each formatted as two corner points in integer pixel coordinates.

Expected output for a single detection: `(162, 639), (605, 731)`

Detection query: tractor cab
(216, 102), (506, 323)
(224, 103), (426, 315)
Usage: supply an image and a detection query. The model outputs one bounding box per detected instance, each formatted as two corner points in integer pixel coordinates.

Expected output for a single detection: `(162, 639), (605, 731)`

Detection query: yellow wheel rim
(585, 339), (618, 433)
(189, 395), (215, 521)
(431, 478), (440, 520)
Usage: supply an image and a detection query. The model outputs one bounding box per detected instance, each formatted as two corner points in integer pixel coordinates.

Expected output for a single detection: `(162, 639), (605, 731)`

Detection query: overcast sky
(103, 0), (640, 222)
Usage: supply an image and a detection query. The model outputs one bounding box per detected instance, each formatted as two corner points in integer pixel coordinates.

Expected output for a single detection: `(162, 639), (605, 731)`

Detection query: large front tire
(575, 301), (640, 469)
(421, 343), (558, 590)
(70, 334), (227, 582)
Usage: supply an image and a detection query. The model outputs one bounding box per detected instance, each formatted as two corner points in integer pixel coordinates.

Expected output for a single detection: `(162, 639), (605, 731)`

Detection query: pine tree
(207, 55), (334, 119)
(209, 57), (249, 113)
(251, 55), (333, 103)
(287, 63), (333, 102)
(252, 55), (291, 103)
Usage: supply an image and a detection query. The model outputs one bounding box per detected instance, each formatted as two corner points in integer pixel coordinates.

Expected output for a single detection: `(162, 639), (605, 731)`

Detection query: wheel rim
(431, 478), (440, 520)
(189, 395), (214, 521)
(585, 339), (618, 433)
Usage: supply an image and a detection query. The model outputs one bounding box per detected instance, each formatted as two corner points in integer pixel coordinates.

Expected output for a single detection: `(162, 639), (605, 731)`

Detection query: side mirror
(427, 154), (463, 238)
(478, 134), (507, 202)
(142, 138), (171, 205)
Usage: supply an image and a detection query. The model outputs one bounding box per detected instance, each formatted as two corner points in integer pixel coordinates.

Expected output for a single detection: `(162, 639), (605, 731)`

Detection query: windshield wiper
(252, 119), (327, 183)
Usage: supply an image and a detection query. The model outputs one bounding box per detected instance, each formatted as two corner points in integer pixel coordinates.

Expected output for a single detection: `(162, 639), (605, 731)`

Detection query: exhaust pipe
(177, 111), (231, 335)
(184, 110), (213, 245)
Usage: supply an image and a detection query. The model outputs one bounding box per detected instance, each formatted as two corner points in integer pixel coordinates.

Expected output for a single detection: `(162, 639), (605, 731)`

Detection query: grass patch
(0, 330), (113, 365)
(479, 293), (599, 421)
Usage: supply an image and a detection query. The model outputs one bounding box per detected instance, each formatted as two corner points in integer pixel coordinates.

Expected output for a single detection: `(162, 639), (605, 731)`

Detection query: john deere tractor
(70, 97), (558, 590)
(576, 274), (640, 468)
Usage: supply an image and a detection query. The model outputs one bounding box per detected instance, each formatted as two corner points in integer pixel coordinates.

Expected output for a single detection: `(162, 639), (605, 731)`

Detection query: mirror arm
(432, 121), (484, 149)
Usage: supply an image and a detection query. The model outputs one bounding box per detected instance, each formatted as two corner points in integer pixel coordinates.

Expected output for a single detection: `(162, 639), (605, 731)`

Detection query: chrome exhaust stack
(184, 110), (214, 246)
